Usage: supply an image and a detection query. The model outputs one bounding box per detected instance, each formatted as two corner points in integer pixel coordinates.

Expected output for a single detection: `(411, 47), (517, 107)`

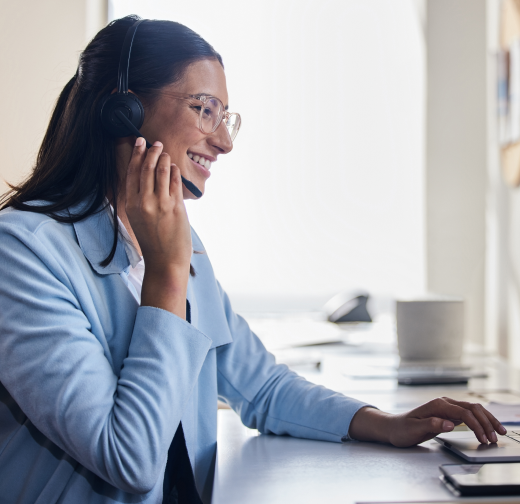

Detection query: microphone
(114, 110), (203, 198)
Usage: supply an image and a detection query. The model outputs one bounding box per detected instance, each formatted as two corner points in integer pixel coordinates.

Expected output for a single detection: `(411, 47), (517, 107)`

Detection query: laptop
(435, 430), (520, 462)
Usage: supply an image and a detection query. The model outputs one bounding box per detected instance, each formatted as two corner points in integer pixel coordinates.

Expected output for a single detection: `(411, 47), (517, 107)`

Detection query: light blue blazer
(0, 204), (368, 503)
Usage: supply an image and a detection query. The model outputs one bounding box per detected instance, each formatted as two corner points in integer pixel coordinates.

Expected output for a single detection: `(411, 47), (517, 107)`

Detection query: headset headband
(117, 19), (146, 94)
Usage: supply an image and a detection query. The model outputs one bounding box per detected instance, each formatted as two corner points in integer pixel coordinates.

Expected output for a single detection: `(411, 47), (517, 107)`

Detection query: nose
(209, 120), (233, 154)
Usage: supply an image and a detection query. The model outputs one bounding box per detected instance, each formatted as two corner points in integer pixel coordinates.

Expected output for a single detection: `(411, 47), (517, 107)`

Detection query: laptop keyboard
(505, 430), (520, 443)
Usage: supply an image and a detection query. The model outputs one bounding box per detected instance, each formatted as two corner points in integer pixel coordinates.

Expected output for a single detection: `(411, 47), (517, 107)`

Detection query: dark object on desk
(324, 292), (372, 323)
(397, 364), (487, 386)
(357, 501), (518, 504)
(399, 376), (468, 385)
(440, 462), (520, 496)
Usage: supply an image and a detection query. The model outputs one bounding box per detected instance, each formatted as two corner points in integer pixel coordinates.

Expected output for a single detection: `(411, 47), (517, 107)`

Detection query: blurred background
(0, 0), (516, 367)
(108, 0), (426, 312)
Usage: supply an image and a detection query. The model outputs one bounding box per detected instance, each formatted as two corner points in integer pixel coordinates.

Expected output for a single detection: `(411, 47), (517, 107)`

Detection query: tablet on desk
(356, 497), (520, 504)
(440, 462), (520, 497)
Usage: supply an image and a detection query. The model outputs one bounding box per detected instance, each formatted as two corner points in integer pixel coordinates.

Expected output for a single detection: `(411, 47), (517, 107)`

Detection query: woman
(0, 15), (505, 504)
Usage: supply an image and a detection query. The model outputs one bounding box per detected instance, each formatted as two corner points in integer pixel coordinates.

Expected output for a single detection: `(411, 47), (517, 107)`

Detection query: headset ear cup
(100, 93), (145, 137)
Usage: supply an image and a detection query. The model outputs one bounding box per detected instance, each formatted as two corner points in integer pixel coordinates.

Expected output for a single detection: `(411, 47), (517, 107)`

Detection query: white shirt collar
(108, 204), (142, 268)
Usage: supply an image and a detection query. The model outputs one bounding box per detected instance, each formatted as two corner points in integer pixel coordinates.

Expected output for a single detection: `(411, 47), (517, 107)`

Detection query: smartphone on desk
(440, 462), (520, 496)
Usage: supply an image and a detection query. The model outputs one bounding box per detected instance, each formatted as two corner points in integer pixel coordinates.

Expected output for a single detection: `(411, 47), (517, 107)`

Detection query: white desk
(211, 313), (520, 503)
(212, 411), (520, 504)
(212, 410), (520, 504)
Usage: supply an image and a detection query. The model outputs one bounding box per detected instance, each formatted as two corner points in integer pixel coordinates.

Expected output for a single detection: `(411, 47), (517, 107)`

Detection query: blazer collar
(72, 203), (130, 275)
(71, 202), (232, 347)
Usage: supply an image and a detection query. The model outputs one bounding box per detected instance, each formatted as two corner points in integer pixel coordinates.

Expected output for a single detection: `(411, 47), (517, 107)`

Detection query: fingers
(154, 155), (172, 200)
(442, 397), (507, 441)
(169, 164), (183, 197)
(413, 417), (455, 442)
(484, 408), (508, 435)
(126, 137), (147, 197)
(396, 397), (507, 448)
(435, 401), (488, 444)
(421, 398), (505, 445)
(442, 397), (506, 434)
(424, 417), (455, 435)
(140, 141), (168, 196)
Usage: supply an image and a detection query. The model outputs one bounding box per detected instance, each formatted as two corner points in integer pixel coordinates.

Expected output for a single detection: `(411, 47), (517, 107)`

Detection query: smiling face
(139, 59), (233, 199)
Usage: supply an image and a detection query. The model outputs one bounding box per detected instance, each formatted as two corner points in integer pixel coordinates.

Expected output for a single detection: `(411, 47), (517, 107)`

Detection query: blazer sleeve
(0, 221), (212, 494)
(215, 283), (372, 443)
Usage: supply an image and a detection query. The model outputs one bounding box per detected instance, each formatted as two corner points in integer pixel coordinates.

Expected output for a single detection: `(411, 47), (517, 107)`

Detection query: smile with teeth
(188, 152), (212, 170)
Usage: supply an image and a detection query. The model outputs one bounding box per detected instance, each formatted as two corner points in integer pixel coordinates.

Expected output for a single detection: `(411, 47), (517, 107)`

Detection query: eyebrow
(196, 92), (229, 110)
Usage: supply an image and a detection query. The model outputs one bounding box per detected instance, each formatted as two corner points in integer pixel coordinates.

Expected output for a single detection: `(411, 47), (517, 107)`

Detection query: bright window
(110, 0), (425, 312)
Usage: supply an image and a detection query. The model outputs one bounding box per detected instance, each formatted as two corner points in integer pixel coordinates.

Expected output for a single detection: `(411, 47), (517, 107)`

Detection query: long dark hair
(0, 15), (222, 267)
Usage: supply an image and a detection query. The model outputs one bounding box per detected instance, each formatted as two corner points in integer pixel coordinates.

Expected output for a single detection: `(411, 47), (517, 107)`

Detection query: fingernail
(135, 137), (144, 147)
(442, 421), (454, 431)
(482, 434), (488, 444)
(491, 432), (498, 443)
(500, 425), (507, 434)
(153, 141), (163, 147)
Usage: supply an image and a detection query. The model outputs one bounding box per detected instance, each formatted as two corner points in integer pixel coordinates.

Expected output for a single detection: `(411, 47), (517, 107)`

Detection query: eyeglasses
(160, 91), (241, 142)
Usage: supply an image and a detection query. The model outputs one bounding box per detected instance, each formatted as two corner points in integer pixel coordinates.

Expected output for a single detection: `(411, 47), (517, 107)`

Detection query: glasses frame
(159, 91), (241, 141)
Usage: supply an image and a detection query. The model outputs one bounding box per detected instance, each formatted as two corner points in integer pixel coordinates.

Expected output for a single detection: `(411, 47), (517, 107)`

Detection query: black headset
(100, 19), (202, 198)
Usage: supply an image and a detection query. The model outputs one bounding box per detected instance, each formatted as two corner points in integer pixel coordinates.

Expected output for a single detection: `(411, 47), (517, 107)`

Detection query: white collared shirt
(110, 205), (144, 302)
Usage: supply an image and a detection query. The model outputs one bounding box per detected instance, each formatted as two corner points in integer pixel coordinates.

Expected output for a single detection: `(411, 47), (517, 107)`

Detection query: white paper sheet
(485, 401), (520, 424)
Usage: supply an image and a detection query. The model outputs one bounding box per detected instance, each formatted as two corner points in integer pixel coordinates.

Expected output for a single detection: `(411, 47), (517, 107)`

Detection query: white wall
(425, 0), (488, 345)
(111, 0), (427, 312)
(0, 0), (107, 193)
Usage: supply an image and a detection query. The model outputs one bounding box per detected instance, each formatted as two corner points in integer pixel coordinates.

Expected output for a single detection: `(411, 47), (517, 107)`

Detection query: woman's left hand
(349, 397), (507, 448)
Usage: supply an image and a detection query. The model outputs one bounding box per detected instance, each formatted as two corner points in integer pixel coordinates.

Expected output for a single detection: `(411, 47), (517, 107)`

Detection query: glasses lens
(225, 113), (241, 141)
(199, 97), (222, 134)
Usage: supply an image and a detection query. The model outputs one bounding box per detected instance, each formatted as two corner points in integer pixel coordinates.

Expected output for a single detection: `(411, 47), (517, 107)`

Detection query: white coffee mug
(396, 297), (464, 362)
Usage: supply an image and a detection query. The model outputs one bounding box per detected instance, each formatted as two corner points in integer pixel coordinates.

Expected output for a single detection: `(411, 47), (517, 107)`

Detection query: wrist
(144, 263), (190, 283)
(141, 267), (189, 318)
(348, 407), (393, 444)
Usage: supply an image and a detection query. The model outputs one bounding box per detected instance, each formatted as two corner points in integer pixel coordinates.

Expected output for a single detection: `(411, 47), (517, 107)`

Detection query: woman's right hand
(126, 137), (192, 318)
(349, 397), (506, 448)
